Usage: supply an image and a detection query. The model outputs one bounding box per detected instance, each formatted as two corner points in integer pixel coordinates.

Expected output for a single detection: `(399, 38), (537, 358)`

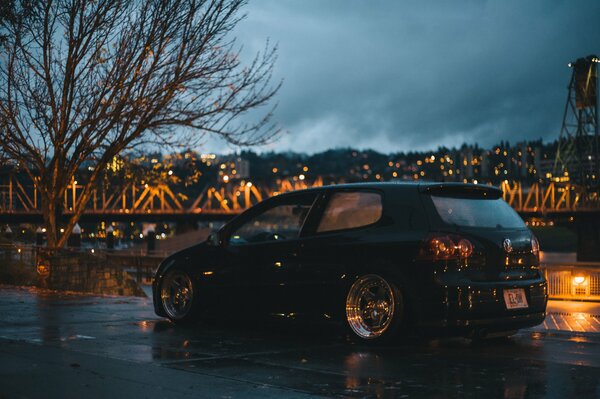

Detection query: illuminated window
(317, 191), (382, 233)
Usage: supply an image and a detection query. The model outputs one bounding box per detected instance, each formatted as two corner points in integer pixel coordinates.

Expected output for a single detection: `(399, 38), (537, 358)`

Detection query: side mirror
(207, 232), (220, 246)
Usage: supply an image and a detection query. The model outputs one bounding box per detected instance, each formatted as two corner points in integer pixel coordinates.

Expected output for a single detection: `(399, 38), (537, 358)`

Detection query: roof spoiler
(420, 183), (502, 199)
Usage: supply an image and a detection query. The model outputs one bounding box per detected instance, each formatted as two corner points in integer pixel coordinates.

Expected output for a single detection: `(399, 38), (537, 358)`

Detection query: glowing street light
(573, 275), (586, 285)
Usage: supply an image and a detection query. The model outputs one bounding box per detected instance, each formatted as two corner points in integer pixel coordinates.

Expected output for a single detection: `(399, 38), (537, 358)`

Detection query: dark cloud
(204, 0), (600, 154)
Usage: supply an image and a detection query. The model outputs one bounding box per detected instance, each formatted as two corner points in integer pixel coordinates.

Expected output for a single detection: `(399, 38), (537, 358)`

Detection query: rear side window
(317, 191), (382, 233)
(431, 196), (526, 229)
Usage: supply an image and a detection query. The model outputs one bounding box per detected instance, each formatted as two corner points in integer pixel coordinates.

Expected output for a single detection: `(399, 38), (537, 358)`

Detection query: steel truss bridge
(500, 181), (600, 216)
(0, 174), (599, 223)
(0, 175), (325, 222)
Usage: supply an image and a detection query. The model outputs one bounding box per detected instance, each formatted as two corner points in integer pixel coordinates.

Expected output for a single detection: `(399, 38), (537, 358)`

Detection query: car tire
(345, 274), (404, 342)
(159, 269), (198, 323)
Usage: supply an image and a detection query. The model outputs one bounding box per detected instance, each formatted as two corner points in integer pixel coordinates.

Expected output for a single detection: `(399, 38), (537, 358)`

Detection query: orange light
(573, 276), (586, 285)
(37, 264), (50, 277)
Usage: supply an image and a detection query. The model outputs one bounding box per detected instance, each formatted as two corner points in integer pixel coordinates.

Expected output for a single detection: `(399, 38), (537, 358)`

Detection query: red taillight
(457, 238), (473, 258)
(424, 234), (474, 260)
(429, 236), (456, 259)
(531, 236), (540, 258)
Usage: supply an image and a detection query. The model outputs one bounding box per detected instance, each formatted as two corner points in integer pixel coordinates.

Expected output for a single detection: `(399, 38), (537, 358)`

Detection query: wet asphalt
(0, 286), (599, 399)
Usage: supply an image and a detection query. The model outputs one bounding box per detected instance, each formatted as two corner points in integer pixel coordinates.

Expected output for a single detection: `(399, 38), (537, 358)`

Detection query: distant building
(459, 146), (474, 180)
(481, 151), (490, 178)
(216, 156), (250, 182)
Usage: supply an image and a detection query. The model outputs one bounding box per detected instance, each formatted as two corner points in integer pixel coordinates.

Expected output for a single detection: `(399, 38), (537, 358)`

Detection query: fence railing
(2, 243), (164, 271)
(0, 244), (163, 294)
(541, 263), (600, 301)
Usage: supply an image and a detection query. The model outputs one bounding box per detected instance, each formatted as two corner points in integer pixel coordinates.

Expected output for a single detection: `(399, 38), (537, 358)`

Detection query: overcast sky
(203, 0), (600, 154)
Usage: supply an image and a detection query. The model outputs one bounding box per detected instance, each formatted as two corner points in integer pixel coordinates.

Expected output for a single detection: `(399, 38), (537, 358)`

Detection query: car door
(218, 191), (318, 315)
(289, 189), (387, 317)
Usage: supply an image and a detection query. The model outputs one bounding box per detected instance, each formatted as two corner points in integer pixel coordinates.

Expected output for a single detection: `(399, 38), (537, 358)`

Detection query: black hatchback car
(153, 182), (547, 342)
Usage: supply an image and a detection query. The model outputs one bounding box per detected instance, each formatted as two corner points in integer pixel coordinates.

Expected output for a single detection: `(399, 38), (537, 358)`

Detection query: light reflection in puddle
(567, 335), (590, 343)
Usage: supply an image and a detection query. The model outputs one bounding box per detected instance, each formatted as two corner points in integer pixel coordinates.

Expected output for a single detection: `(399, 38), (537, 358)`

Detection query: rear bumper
(422, 311), (546, 332)
(417, 279), (548, 332)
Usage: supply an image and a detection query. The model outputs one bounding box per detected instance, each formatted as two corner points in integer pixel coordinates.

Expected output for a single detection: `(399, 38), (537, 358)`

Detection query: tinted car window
(229, 194), (315, 244)
(431, 196), (526, 229)
(317, 191), (382, 233)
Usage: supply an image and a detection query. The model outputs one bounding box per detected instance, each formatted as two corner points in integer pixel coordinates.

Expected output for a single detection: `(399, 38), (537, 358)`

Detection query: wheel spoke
(361, 288), (376, 301)
(373, 284), (387, 300)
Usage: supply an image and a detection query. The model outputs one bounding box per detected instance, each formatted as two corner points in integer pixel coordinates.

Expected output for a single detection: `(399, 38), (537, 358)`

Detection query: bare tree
(0, 0), (280, 249)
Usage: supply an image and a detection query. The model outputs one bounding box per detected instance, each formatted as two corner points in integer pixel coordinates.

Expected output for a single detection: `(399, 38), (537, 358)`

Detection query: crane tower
(553, 55), (599, 189)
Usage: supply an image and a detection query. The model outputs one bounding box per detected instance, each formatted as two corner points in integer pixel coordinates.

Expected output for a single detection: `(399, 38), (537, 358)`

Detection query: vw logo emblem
(503, 238), (513, 253)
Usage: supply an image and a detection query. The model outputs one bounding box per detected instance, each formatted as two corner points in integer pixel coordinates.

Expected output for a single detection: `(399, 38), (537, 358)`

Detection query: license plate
(503, 288), (528, 309)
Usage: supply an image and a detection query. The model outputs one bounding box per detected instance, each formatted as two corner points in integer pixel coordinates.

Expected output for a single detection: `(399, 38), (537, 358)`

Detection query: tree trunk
(43, 198), (59, 251)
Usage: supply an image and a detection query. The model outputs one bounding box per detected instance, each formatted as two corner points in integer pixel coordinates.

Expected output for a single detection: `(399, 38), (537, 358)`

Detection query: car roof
(273, 181), (501, 199)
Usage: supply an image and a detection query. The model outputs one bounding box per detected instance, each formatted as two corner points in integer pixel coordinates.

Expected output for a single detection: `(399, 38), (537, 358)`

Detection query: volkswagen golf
(153, 182), (547, 342)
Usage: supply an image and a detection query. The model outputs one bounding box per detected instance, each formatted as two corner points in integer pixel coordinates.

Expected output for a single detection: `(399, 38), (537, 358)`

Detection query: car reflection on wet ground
(0, 286), (599, 398)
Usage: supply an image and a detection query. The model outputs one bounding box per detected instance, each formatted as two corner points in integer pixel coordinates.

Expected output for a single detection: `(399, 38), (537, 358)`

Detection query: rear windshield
(430, 196), (526, 229)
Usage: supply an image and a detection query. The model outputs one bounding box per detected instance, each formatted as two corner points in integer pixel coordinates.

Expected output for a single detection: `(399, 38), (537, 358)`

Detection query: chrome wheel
(346, 274), (396, 339)
(160, 270), (194, 320)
